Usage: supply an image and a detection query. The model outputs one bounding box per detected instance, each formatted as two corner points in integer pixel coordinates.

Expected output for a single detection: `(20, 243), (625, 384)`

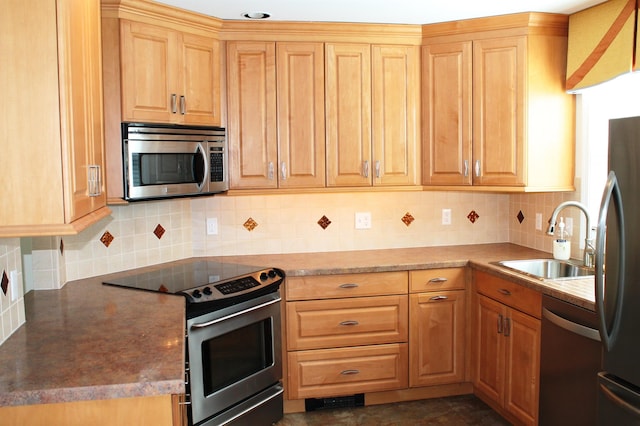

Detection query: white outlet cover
(206, 217), (218, 235)
(535, 213), (543, 231)
(442, 209), (452, 225)
(10, 270), (19, 302)
(355, 212), (372, 229)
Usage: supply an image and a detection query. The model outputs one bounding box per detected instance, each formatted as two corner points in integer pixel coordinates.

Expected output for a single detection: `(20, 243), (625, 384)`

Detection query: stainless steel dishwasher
(540, 294), (602, 425)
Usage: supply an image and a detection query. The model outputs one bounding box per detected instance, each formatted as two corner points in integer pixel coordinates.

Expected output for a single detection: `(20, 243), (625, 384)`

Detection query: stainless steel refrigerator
(595, 115), (640, 424)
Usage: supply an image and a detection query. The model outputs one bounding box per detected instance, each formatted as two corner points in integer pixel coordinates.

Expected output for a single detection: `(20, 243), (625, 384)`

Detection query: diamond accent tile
(467, 210), (479, 224)
(317, 215), (332, 229)
(244, 217), (258, 231)
(401, 212), (415, 227)
(1, 271), (7, 296)
(100, 231), (114, 248)
(153, 224), (166, 239)
(517, 210), (525, 224)
(59, 239), (64, 255)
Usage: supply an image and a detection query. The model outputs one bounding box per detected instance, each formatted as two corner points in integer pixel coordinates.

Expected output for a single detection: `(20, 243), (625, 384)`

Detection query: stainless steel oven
(103, 261), (284, 426)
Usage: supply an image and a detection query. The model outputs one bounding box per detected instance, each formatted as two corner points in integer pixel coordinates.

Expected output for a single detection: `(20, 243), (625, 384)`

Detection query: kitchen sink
(491, 259), (594, 280)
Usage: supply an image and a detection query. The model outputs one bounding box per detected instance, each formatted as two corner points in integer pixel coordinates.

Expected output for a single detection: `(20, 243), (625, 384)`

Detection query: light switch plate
(442, 209), (452, 225)
(206, 218), (218, 235)
(535, 213), (543, 231)
(10, 270), (19, 302)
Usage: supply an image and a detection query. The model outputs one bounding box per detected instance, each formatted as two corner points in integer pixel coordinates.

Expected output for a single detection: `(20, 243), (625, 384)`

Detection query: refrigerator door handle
(598, 372), (640, 418)
(596, 171), (626, 351)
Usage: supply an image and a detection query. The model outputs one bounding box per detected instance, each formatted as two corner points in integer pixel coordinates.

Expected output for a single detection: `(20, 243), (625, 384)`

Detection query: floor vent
(305, 394), (365, 411)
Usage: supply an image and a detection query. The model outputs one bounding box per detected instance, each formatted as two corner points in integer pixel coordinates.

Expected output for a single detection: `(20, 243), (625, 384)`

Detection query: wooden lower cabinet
(0, 394), (182, 426)
(473, 271), (541, 426)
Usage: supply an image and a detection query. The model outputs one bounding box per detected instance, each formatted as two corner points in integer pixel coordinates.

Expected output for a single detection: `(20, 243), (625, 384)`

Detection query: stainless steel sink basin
(491, 259), (594, 280)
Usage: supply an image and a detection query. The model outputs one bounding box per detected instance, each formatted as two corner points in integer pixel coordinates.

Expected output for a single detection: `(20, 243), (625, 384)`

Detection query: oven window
(133, 152), (204, 186)
(201, 319), (274, 396)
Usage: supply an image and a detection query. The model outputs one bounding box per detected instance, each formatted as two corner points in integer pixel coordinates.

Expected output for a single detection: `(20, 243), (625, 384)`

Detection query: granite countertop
(0, 242), (595, 408)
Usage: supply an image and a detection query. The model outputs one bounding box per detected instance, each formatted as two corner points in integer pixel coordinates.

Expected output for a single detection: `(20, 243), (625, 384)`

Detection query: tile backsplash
(0, 238), (25, 345)
(2, 187), (584, 343)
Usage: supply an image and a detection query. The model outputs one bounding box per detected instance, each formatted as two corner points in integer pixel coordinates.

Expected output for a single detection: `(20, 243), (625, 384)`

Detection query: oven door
(187, 291), (282, 426)
(124, 139), (210, 200)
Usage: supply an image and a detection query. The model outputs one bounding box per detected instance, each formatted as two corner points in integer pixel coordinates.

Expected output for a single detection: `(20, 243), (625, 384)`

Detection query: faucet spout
(546, 201), (594, 267)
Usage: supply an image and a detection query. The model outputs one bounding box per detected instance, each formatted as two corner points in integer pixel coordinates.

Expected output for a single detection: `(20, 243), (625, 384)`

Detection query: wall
(0, 239), (25, 345)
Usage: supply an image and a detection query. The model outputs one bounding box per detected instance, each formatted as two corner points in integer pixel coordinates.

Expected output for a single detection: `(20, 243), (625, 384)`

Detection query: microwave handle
(195, 143), (209, 190)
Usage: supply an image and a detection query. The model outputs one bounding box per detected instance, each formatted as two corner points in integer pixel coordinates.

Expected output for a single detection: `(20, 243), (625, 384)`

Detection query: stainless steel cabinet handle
(340, 369), (360, 375)
(180, 95), (186, 115)
(498, 314), (503, 334)
(543, 307), (601, 341)
(464, 160), (469, 177)
(427, 277), (448, 284)
(171, 94), (177, 113)
(363, 160), (369, 178)
(598, 373), (640, 418)
(339, 283), (359, 289)
(474, 160), (480, 177)
(429, 295), (448, 301)
(87, 165), (101, 197)
(498, 289), (512, 296)
(281, 162), (287, 180)
(504, 317), (511, 337)
(375, 160), (381, 178)
(339, 320), (359, 326)
(219, 384), (283, 426)
(268, 162), (274, 180)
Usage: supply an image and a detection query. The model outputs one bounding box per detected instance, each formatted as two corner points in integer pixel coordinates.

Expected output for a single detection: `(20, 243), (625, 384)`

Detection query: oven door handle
(190, 296), (281, 329)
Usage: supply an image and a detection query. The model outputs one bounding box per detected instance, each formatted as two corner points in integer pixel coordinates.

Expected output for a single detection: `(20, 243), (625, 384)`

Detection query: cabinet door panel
(372, 45), (419, 186)
(120, 21), (177, 123)
(473, 37), (525, 186)
(227, 42), (277, 189)
(180, 33), (220, 125)
(409, 290), (466, 387)
(422, 41), (472, 185)
(474, 294), (505, 402)
(326, 43), (372, 187)
(277, 42), (325, 188)
(504, 308), (540, 425)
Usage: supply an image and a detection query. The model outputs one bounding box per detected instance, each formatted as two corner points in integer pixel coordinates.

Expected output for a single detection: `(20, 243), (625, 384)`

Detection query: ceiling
(154, 0), (606, 25)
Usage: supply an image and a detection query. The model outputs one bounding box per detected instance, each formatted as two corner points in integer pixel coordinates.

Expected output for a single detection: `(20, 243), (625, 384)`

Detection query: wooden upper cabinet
(227, 41), (278, 189)
(326, 43), (372, 187)
(422, 14), (575, 192)
(276, 42), (326, 188)
(0, 0), (110, 237)
(422, 41), (473, 185)
(326, 43), (419, 187)
(120, 21), (220, 125)
(372, 45), (420, 186)
(227, 41), (325, 189)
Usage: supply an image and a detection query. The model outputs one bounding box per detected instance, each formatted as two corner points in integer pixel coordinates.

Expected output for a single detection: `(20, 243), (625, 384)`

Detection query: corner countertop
(0, 243), (595, 408)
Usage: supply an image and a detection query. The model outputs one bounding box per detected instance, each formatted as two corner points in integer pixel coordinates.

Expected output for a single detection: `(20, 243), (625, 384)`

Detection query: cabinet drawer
(475, 271), (541, 318)
(287, 295), (408, 350)
(286, 271), (408, 301)
(409, 268), (466, 293)
(287, 343), (408, 399)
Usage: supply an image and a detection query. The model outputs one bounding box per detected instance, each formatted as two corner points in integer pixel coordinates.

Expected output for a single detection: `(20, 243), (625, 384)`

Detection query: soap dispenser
(552, 217), (571, 260)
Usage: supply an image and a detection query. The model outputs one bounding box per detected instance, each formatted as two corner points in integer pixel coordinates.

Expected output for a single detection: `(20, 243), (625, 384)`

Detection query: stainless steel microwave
(122, 122), (228, 201)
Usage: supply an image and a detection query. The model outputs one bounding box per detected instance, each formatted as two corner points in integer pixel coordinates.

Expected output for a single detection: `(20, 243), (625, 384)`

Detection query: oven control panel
(180, 268), (284, 304)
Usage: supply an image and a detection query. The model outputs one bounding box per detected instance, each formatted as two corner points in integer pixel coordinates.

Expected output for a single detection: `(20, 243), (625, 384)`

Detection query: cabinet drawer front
(287, 295), (408, 350)
(287, 343), (408, 399)
(475, 271), (541, 318)
(409, 268), (466, 293)
(286, 271), (408, 301)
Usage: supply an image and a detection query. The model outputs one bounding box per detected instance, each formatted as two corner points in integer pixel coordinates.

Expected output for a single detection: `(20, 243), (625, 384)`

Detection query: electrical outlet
(442, 209), (452, 225)
(535, 213), (543, 231)
(10, 270), (19, 302)
(206, 217), (218, 235)
(355, 212), (372, 229)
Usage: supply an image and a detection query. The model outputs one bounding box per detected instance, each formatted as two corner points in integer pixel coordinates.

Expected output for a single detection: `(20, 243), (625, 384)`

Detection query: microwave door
(125, 140), (209, 200)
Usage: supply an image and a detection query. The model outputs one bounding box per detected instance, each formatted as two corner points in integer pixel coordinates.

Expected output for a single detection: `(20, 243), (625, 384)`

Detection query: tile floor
(275, 394), (511, 425)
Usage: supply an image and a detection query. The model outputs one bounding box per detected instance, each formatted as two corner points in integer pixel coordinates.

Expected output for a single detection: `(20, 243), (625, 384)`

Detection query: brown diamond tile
(1, 271), (7, 296)
(467, 210), (479, 224)
(100, 231), (114, 248)
(401, 212), (415, 227)
(317, 215), (332, 229)
(154, 224), (165, 239)
(244, 217), (258, 231)
(517, 210), (525, 224)
(59, 239), (64, 255)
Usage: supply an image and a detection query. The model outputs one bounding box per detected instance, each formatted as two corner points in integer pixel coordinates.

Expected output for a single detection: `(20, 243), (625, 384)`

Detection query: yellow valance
(566, 0), (637, 91)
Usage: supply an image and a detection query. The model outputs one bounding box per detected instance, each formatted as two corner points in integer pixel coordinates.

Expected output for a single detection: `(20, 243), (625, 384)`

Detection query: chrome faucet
(546, 201), (595, 268)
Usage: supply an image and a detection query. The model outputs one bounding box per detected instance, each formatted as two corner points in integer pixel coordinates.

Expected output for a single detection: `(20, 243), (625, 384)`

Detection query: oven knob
(268, 269), (277, 278)
(260, 272), (268, 281)
(203, 287), (212, 295)
(192, 289), (202, 298)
